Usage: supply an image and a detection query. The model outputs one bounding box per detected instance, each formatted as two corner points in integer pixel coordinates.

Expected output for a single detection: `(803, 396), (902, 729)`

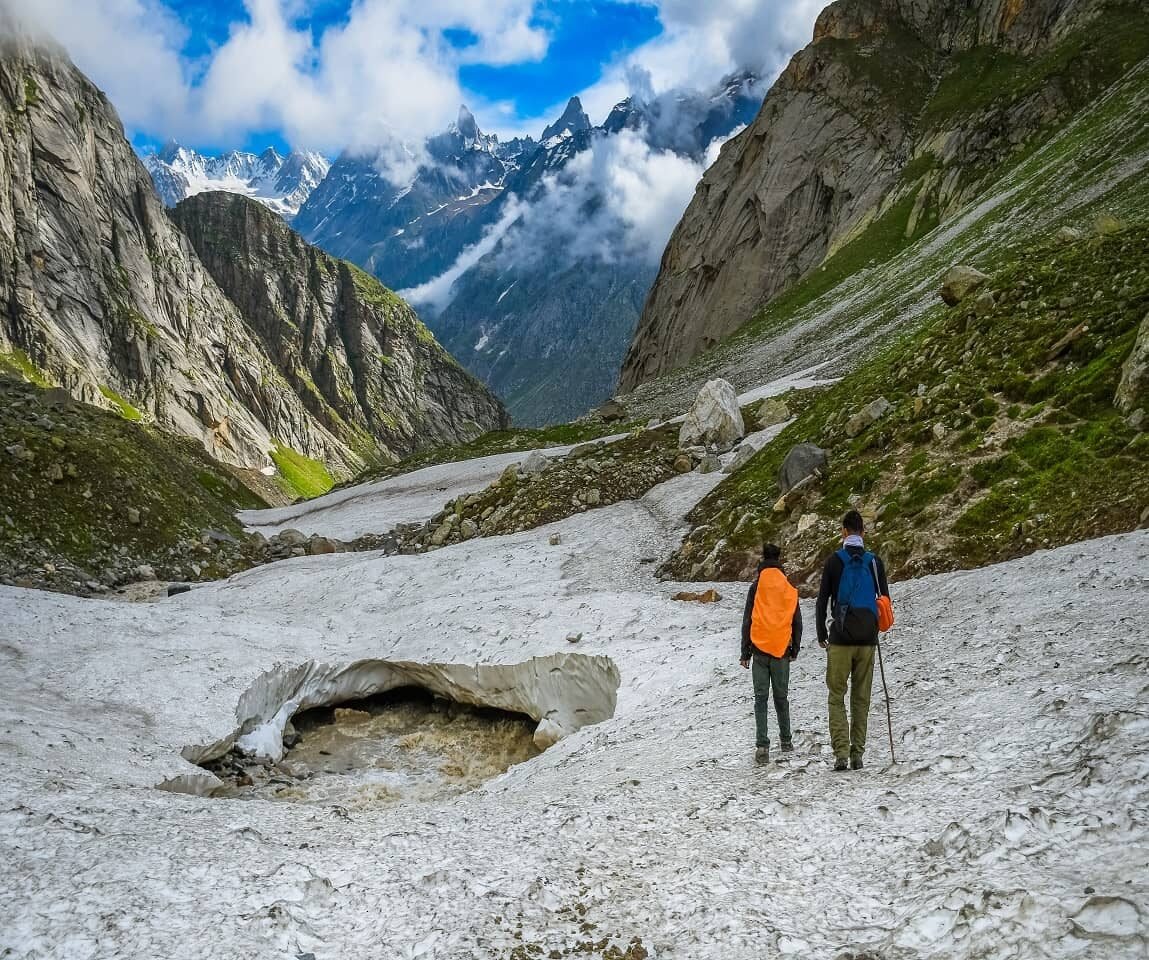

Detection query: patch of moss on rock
(270, 442), (335, 500)
(98, 384), (143, 421)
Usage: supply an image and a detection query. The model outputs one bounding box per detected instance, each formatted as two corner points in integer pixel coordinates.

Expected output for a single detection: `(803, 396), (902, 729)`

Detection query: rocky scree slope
(170, 192), (507, 473)
(0, 373), (267, 595)
(0, 29), (504, 485)
(621, 0), (1136, 390)
(662, 224), (1149, 586)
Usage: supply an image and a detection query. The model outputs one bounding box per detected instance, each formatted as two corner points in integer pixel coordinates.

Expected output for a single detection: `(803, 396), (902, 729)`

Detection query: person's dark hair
(842, 510), (865, 534)
(762, 543), (782, 562)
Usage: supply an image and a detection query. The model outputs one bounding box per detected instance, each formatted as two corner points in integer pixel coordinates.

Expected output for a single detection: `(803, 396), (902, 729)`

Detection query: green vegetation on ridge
(0, 375), (266, 593)
(270, 442), (335, 500)
(663, 225), (1148, 585)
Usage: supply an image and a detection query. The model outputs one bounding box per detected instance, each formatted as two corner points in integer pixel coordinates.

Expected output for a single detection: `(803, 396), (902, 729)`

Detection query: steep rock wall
(171, 192), (507, 463)
(0, 27), (505, 476)
(619, 0), (1104, 391)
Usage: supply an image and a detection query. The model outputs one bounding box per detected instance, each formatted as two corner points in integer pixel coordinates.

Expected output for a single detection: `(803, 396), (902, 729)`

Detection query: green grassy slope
(0, 373), (267, 594)
(661, 226), (1148, 585)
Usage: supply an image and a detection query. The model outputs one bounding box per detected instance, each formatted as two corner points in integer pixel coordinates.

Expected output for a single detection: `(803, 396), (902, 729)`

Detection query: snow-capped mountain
(294, 106), (533, 291)
(142, 142), (330, 220)
(294, 76), (763, 424)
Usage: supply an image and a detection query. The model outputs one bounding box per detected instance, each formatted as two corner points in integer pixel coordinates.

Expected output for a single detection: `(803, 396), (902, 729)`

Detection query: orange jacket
(742, 566), (801, 658)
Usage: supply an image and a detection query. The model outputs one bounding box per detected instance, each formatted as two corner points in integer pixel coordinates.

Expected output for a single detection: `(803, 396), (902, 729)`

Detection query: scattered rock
(1047, 322), (1088, 363)
(126, 507), (141, 525)
(932, 423), (948, 442)
(430, 521), (453, 547)
(697, 453), (721, 474)
(565, 632), (583, 644)
(277, 529), (308, 546)
(723, 444), (756, 474)
(672, 589), (722, 603)
(672, 453), (693, 474)
(1115, 313), (1148, 413)
(308, 536), (339, 555)
(796, 513), (819, 535)
(939, 265), (990, 306)
(1128, 408), (1146, 431)
(595, 399), (628, 423)
(778, 443), (828, 494)
(679, 378), (745, 452)
(47, 463), (64, 483)
(460, 519), (479, 540)
(203, 528), (239, 545)
(845, 397), (892, 437)
(582, 488), (601, 506)
(756, 397), (791, 429)
(548, 533), (562, 546)
(135, 564), (156, 580)
(1094, 212), (1126, 235)
(498, 463), (519, 486)
(520, 450), (549, 475)
(1055, 226), (1083, 244)
(974, 289), (996, 316)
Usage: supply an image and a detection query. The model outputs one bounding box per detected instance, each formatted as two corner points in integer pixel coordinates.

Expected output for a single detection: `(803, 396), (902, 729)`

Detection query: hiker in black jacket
(815, 510), (890, 771)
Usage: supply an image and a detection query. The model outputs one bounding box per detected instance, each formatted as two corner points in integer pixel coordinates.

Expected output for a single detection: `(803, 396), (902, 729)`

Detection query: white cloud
(2, 0), (823, 170)
(0, 0), (548, 163)
(399, 196), (525, 310)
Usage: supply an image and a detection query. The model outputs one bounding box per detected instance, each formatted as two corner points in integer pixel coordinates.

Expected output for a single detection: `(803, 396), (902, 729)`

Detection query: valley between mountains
(1, 0), (1148, 957)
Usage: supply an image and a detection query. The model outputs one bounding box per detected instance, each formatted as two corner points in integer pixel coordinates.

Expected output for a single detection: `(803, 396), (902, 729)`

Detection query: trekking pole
(877, 640), (896, 764)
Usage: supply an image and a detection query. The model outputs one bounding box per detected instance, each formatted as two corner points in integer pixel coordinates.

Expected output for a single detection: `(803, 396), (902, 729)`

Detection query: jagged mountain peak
(541, 96), (591, 143)
(453, 104), (481, 142)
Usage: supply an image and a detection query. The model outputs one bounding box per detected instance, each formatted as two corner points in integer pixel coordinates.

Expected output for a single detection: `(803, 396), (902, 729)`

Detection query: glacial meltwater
(205, 688), (542, 806)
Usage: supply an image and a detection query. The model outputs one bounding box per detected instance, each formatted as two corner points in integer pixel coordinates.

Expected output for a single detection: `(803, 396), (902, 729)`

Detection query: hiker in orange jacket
(740, 543), (803, 764)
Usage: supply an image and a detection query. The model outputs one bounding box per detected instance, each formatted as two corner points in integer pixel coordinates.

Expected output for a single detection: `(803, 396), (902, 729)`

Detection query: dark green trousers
(751, 652), (792, 748)
(826, 644), (875, 761)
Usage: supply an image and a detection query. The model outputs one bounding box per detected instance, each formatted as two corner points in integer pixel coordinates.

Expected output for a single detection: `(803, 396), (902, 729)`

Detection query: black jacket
(815, 544), (889, 645)
(740, 560), (803, 661)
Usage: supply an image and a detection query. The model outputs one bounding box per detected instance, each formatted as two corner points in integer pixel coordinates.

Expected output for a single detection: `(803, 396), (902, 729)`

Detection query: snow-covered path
(2, 445), (1148, 957)
(238, 436), (624, 540)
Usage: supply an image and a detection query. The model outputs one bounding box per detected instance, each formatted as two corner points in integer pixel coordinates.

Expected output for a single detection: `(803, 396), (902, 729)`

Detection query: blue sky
(134, 0), (665, 154)
(15, 0), (820, 159)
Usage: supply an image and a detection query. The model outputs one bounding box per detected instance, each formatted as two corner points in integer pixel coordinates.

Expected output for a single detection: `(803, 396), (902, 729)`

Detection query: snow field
(1, 420), (1147, 958)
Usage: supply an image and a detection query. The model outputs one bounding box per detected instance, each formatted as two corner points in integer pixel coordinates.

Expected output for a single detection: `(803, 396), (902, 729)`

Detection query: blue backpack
(834, 548), (879, 639)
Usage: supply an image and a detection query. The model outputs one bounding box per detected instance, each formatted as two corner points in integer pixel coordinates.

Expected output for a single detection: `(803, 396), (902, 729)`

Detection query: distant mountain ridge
(143, 141), (330, 220)
(293, 74), (764, 424)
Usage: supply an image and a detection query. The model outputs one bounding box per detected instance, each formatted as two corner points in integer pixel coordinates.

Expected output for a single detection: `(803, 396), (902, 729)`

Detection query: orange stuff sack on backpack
(871, 557), (894, 632)
(876, 594), (894, 632)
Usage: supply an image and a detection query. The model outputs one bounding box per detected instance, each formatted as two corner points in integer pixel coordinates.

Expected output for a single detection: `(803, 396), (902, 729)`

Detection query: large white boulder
(679, 379), (745, 452)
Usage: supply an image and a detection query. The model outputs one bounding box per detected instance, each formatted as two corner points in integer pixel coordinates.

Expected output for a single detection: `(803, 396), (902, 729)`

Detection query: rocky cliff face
(619, 0), (1108, 391)
(0, 28), (504, 478)
(171, 192), (507, 463)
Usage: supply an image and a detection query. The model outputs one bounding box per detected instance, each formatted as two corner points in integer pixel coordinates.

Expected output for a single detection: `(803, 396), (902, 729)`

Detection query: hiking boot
(780, 741), (794, 753)
(755, 747), (769, 765)
(833, 758), (849, 772)
(850, 756), (864, 770)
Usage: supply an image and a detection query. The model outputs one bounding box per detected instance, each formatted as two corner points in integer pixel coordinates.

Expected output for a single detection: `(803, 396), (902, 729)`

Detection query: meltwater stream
(205, 688), (542, 806)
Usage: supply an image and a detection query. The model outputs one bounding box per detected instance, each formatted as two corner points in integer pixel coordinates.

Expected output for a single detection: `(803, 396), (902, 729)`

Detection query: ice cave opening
(202, 687), (544, 805)
(160, 653), (621, 803)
